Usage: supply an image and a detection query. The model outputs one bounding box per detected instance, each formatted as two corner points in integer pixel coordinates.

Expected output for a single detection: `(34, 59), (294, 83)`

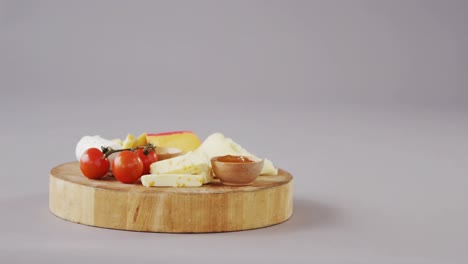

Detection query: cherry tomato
(136, 148), (158, 175)
(80, 148), (110, 179)
(112, 150), (144, 184)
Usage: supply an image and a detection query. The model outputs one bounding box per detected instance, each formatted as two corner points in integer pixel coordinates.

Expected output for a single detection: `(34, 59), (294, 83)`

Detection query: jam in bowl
(210, 155), (264, 186)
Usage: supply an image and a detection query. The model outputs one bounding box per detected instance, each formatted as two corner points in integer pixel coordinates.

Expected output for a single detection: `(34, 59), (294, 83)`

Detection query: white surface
(1, 1), (467, 263)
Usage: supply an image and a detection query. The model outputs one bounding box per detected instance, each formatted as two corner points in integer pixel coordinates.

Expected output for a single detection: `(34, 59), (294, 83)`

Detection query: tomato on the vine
(112, 150), (144, 184)
(136, 148), (158, 175)
(79, 148), (110, 179)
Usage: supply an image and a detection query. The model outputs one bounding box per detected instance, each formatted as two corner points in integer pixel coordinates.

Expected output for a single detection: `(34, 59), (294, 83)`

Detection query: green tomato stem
(101, 143), (157, 159)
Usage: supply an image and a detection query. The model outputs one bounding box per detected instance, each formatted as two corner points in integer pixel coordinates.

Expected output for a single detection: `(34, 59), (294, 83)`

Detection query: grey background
(1, 0), (467, 263)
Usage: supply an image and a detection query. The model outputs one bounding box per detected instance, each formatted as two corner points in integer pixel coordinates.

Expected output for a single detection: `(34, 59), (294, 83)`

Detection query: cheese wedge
(132, 132), (147, 148)
(149, 133), (278, 180)
(195, 133), (278, 175)
(141, 173), (204, 187)
(149, 151), (212, 183)
(122, 133), (136, 148)
(78, 132), (279, 189)
(146, 131), (201, 153)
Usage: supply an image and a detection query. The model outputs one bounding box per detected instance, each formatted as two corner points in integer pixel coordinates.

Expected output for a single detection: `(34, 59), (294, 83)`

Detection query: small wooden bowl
(156, 147), (183, 160)
(210, 156), (264, 186)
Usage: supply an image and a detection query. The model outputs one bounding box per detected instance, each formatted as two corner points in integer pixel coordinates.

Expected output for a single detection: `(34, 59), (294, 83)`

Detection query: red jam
(217, 155), (255, 163)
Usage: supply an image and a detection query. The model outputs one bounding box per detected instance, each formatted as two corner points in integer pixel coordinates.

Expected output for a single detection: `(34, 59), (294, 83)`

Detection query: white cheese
(75, 135), (121, 161)
(195, 133), (278, 175)
(149, 151), (213, 183)
(148, 132), (278, 181)
(141, 173), (206, 187)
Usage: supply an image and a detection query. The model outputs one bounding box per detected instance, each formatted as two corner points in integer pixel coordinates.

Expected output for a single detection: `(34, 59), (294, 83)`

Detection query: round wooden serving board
(49, 162), (293, 233)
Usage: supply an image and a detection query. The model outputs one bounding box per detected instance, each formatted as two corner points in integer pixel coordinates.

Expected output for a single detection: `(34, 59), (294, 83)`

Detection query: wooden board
(49, 162), (293, 233)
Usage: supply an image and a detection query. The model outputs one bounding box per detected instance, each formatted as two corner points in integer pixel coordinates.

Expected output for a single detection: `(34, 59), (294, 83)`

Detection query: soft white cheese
(75, 135), (121, 161)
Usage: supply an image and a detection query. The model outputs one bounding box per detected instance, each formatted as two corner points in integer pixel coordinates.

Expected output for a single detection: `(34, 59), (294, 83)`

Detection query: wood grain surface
(49, 162), (293, 233)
